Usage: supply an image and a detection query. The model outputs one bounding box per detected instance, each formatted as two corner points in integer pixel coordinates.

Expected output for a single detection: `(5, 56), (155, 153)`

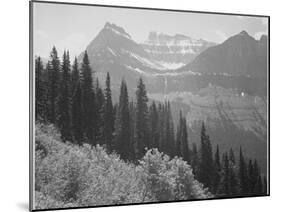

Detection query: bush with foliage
(34, 123), (212, 209)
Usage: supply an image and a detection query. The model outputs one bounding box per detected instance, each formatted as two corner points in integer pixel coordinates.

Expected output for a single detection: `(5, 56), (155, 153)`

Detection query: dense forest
(35, 47), (267, 208)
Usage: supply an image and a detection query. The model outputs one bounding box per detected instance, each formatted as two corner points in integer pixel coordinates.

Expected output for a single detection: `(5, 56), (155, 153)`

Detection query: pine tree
(46, 46), (61, 124)
(71, 57), (80, 95)
(114, 80), (130, 160)
(220, 152), (230, 196)
(129, 100), (136, 161)
(149, 101), (159, 149)
(176, 111), (189, 162)
(239, 147), (249, 195)
(250, 159), (260, 194)
(158, 103), (165, 152)
(71, 58), (83, 144)
(95, 78), (104, 143)
(135, 78), (149, 159)
(35, 56), (47, 121)
(71, 81), (83, 144)
(256, 175), (263, 195)
(81, 51), (96, 144)
(164, 102), (175, 157)
(191, 143), (200, 178)
(198, 122), (214, 191)
(248, 159), (254, 194)
(229, 160), (238, 196)
(229, 148), (235, 164)
(102, 72), (114, 151)
(213, 144), (221, 194)
(57, 51), (72, 142)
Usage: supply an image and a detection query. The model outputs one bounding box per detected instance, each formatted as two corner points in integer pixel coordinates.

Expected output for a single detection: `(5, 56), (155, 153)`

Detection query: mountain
(141, 32), (215, 69)
(181, 31), (268, 78)
(78, 25), (268, 174)
(80, 22), (170, 91)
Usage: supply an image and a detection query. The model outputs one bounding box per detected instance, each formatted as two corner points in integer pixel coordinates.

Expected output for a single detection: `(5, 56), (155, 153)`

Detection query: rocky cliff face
(141, 32), (216, 69)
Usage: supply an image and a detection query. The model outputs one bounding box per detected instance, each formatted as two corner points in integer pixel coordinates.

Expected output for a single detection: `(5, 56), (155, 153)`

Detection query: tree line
(35, 46), (267, 198)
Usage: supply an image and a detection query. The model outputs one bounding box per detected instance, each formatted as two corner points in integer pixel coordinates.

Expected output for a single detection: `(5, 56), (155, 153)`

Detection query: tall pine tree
(102, 72), (114, 151)
(114, 80), (131, 160)
(239, 147), (249, 195)
(71, 57), (83, 144)
(57, 51), (72, 142)
(198, 122), (214, 191)
(135, 78), (149, 159)
(46, 46), (61, 124)
(81, 51), (96, 144)
(35, 56), (47, 121)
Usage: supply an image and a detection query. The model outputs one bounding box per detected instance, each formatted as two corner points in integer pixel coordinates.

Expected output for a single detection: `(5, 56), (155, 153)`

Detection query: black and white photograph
(30, 1), (269, 211)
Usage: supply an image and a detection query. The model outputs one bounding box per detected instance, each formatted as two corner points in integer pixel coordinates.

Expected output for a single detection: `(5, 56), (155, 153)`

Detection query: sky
(33, 2), (268, 60)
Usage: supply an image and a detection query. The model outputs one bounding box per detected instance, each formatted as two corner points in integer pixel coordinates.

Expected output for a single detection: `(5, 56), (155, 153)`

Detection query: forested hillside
(35, 123), (211, 209)
(34, 47), (267, 208)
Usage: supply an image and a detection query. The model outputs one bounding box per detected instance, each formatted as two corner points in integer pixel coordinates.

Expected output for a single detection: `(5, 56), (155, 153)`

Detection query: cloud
(215, 30), (227, 43)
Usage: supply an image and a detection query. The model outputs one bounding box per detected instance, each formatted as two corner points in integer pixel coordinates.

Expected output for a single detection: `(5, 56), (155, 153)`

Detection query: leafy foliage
(35, 124), (211, 209)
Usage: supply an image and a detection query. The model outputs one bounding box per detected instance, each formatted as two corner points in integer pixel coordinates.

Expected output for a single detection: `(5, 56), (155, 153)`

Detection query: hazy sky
(33, 2), (268, 60)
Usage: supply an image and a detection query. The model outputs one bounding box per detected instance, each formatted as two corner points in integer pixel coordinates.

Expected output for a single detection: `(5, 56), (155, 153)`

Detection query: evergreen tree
(229, 159), (238, 196)
(239, 147), (248, 195)
(256, 175), (263, 195)
(215, 145), (221, 170)
(81, 51), (96, 144)
(149, 101), (159, 149)
(213, 144), (221, 194)
(191, 143), (200, 178)
(229, 148), (235, 164)
(71, 58), (83, 144)
(114, 80), (130, 160)
(220, 152), (230, 196)
(198, 122), (214, 191)
(248, 159), (254, 194)
(176, 111), (189, 162)
(157, 103), (165, 152)
(71, 57), (80, 95)
(102, 72), (114, 151)
(95, 78), (104, 143)
(135, 78), (149, 159)
(35, 56), (47, 121)
(249, 159), (259, 194)
(129, 100), (136, 161)
(46, 46), (61, 124)
(71, 80), (83, 144)
(165, 102), (175, 157)
(57, 50), (72, 142)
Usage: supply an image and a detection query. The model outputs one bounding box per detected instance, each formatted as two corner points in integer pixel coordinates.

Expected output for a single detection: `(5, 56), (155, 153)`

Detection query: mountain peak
(103, 22), (132, 40)
(239, 30), (249, 36)
(260, 34), (268, 41)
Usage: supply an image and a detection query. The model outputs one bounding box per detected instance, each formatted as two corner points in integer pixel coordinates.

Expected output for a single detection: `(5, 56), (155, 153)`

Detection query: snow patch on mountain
(156, 61), (186, 70)
(107, 47), (117, 56)
(125, 65), (147, 75)
(121, 49), (165, 70)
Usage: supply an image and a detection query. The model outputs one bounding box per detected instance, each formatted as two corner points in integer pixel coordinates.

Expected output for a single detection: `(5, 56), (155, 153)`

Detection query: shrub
(34, 123), (212, 209)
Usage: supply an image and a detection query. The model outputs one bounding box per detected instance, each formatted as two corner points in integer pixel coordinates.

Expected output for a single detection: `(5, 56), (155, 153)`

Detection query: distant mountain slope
(79, 22), (167, 90)
(181, 31), (268, 78)
(142, 32), (215, 69)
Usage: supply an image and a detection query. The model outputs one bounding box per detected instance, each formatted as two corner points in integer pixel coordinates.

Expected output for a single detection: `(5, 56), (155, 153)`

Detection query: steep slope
(181, 31), (268, 78)
(142, 32), (215, 69)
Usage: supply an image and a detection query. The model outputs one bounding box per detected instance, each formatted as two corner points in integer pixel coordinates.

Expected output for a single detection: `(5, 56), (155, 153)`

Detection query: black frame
(29, 0), (270, 211)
